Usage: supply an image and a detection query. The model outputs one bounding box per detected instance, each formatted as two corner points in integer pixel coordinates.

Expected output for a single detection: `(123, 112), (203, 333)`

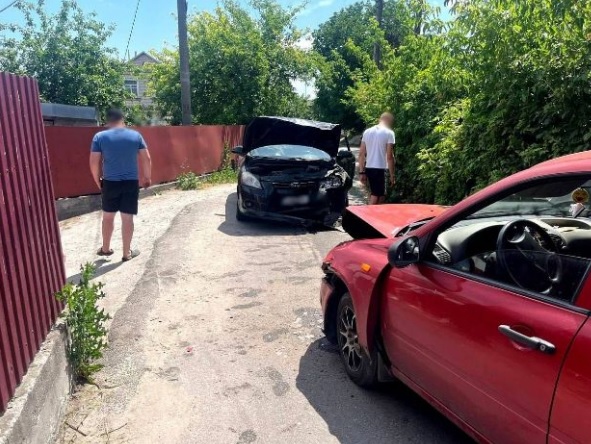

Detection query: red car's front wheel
(337, 293), (377, 388)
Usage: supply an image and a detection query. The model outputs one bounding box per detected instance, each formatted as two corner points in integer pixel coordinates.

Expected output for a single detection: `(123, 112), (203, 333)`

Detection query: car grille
(272, 181), (318, 190)
(433, 244), (452, 264)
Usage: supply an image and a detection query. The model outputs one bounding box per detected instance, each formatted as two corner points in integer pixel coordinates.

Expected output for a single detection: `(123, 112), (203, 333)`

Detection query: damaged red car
(321, 152), (591, 444)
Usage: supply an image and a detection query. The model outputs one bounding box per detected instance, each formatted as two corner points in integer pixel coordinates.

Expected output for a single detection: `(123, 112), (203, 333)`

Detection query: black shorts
(366, 168), (386, 197)
(101, 180), (140, 215)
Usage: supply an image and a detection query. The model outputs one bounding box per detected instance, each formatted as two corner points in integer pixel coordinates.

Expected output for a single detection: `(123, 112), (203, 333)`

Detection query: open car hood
(342, 204), (448, 239)
(242, 116), (341, 158)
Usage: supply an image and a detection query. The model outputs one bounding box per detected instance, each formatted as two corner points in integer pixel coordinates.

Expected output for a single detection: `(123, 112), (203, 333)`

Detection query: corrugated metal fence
(46, 124), (244, 199)
(0, 73), (66, 414)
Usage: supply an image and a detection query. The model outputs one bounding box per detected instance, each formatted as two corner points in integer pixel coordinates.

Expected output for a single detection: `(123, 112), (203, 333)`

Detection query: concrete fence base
(0, 325), (70, 444)
(56, 181), (179, 221)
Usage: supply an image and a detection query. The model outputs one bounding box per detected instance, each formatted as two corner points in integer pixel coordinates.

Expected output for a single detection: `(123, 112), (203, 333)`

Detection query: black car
(232, 116), (354, 226)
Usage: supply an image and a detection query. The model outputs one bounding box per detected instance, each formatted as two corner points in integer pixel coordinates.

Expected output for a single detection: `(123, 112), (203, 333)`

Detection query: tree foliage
(344, 0), (591, 204)
(313, 0), (414, 131)
(151, 0), (314, 125)
(0, 0), (131, 117)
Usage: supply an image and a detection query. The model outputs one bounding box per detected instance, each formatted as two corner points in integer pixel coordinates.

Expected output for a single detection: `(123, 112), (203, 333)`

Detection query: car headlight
(321, 176), (343, 190)
(241, 171), (262, 189)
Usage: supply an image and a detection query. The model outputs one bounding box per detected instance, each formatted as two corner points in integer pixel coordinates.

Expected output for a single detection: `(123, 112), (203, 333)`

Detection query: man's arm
(139, 148), (152, 188)
(387, 143), (396, 185)
(359, 141), (367, 184)
(89, 152), (102, 189)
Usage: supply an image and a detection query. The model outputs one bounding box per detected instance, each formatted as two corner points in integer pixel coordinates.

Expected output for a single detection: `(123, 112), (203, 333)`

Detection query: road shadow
(296, 339), (474, 444)
(218, 193), (340, 237)
(67, 258), (123, 283)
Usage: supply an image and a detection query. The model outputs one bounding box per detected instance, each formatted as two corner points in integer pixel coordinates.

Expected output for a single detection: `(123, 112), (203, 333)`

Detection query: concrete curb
(56, 181), (178, 221)
(0, 324), (70, 444)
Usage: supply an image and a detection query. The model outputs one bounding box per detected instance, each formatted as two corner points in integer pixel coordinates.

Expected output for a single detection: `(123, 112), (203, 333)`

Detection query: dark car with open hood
(232, 117), (354, 226)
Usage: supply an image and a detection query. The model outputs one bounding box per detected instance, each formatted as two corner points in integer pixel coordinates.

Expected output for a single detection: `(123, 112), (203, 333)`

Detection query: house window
(124, 79), (139, 97)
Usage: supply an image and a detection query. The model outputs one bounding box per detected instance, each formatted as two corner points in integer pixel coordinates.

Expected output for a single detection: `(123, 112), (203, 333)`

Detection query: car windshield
(249, 144), (331, 161)
(469, 177), (591, 219)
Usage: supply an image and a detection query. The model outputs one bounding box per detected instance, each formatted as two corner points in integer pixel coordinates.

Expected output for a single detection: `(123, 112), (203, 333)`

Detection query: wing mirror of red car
(232, 146), (244, 156)
(388, 236), (420, 268)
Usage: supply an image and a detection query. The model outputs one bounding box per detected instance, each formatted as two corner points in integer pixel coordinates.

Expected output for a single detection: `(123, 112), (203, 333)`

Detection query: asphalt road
(58, 183), (472, 444)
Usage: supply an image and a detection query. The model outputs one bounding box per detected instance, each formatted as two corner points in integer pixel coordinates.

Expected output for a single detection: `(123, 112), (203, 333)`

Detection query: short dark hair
(106, 108), (124, 123)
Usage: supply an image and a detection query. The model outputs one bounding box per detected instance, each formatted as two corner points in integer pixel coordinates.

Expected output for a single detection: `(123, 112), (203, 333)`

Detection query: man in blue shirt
(90, 109), (152, 262)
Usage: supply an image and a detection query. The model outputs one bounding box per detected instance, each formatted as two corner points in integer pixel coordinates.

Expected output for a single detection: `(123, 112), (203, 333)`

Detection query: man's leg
(121, 213), (134, 258)
(119, 181), (140, 259)
(369, 195), (380, 205)
(102, 212), (116, 253)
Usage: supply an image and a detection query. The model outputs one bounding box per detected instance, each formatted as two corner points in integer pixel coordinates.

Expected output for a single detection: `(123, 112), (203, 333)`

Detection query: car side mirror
(388, 236), (420, 268)
(232, 146), (244, 155)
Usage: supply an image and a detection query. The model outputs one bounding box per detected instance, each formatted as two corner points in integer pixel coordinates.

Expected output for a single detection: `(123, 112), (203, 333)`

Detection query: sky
(0, 0), (450, 59)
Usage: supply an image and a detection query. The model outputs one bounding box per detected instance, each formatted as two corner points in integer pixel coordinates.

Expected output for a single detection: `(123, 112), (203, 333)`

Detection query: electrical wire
(124, 0), (141, 60)
(0, 0), (20, 14)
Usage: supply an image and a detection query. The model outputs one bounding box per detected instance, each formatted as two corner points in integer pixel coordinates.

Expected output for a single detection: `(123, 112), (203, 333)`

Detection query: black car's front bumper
(238, 181), (348, 226)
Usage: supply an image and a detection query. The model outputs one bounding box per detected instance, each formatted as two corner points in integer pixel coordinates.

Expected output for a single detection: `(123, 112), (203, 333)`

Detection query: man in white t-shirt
(358, 112), (396, 204)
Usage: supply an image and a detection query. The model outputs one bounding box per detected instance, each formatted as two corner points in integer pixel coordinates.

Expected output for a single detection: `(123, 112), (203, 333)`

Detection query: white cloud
(299, 0), (334, 17)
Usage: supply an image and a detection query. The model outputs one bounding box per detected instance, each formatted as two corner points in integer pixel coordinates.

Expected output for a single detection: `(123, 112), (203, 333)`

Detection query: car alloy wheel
(336, 293), (378, 387)
(339, 306), (362, 372)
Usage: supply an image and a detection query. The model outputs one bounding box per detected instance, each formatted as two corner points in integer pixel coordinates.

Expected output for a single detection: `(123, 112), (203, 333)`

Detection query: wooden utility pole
(373, 0), (384, 68)
(177, 0), (192, 125)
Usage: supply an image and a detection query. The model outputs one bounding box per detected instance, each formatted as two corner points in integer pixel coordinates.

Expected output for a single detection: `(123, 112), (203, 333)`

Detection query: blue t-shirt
(91, 128), (147, 181)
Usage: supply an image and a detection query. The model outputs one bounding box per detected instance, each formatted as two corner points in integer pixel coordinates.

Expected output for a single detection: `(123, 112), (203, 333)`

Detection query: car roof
(527, 151), (591, 176)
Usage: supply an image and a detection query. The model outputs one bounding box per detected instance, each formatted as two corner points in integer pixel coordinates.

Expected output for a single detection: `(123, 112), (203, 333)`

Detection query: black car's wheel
(337, 293), (377, 388)
(236, 198), (249, 222)
(236, 202), (249, 222)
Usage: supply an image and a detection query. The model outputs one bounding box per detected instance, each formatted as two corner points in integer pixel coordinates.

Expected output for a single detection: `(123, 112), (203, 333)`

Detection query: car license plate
(281, 195), (310, 206)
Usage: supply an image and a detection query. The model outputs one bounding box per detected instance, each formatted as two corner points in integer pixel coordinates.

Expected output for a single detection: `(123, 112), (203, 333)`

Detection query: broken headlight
(321, 176), (343, 190)
(241, 171), (262, 189)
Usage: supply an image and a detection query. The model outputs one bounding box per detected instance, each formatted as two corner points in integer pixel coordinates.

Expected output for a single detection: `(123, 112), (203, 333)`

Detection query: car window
(428, 175), (591, 305)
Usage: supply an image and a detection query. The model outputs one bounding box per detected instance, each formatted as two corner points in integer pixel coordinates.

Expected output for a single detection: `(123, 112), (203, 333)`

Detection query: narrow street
(58, 181), (471, 443)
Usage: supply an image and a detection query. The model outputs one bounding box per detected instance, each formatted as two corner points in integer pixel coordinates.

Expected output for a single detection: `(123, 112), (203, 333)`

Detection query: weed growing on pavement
(201, 167), (237, 186)
(177, 171), (200, 190)
(56, 263), (110, 384)
(177, 168), (237, 190)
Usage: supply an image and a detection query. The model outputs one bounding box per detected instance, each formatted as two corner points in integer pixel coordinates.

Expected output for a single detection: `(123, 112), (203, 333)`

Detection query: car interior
(428, 177), (591, 302)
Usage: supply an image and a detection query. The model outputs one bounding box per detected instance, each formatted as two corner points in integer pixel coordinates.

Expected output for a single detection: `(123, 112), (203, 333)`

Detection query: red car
(321, 152), (591, 444)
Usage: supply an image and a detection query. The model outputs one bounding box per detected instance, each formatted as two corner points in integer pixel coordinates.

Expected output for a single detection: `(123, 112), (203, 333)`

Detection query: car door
(548, 316), (591, 444)
(382, 261), (588, 444)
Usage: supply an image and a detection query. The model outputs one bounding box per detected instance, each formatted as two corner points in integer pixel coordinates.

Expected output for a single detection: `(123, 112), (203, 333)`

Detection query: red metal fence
(46, 124), (244, 199)
(0, 73), (66, 414)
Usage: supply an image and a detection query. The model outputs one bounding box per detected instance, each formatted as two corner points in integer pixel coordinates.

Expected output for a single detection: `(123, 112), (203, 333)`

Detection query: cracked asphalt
(57, 180), (472, 444)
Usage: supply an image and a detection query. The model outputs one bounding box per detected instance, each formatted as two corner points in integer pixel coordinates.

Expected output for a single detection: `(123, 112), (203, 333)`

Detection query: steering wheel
(496, 219), (563, 294)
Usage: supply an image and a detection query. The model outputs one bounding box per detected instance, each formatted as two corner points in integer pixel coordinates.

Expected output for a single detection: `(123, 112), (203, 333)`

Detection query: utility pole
(373, 0), (384, 68)
(177, 0), (192, 125)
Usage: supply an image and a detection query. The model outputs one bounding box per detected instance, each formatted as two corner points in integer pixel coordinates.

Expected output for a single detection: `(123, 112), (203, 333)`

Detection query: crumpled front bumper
(238, 181), (348, 226)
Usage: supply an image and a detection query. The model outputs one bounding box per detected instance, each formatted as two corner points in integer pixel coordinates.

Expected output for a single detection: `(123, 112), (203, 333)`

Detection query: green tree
(313, 0), (414, 130)
(151, 0), (314, 125)
(346, 0), (591, 205)
(0, 0), (131, 117)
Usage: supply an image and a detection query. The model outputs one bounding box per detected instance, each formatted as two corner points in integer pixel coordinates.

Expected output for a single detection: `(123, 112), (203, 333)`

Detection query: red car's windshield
(469, 178), (591, 219)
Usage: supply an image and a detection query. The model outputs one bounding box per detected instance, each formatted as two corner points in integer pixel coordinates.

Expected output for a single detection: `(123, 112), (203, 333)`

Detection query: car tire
(336, 293), (378, 388)
(236, 198), (249, 222)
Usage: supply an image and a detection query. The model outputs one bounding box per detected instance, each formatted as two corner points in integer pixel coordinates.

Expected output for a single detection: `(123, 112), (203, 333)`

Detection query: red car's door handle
(498, 325), (556, 355)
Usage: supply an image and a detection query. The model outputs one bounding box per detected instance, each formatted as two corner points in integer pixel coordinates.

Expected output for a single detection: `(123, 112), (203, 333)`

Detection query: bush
(177, 171), (200, 190)
(56, 264), (110, 383)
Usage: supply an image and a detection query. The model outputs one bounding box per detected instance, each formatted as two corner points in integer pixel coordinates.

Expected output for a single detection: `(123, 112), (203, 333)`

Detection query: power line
(124, 0), (141, 61)
(0, 0), (20, 14)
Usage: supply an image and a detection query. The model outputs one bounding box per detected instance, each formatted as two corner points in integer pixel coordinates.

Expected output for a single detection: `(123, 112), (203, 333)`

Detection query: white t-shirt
(361, 124), (395, 169)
